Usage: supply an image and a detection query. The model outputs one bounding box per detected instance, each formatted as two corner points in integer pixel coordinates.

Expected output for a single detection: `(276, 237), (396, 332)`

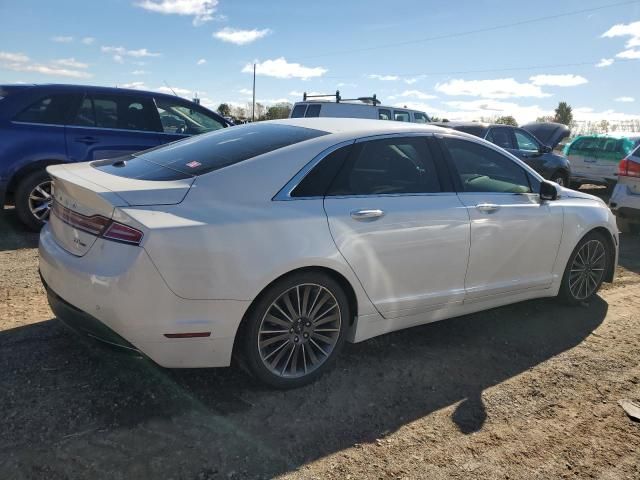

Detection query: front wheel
(242, 272), (350, 388)
(558, 231), (611, 304)
(15, 170), (53, 231)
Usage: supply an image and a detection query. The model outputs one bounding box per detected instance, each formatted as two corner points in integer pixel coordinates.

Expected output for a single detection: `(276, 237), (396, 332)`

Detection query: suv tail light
(618, 158), (640, 178)
(52, 202), (144, 245)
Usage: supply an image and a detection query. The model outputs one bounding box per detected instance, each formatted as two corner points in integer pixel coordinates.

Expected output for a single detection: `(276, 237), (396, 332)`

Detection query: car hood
(522, 122), (570, 149)
(558, 186), (605, 204)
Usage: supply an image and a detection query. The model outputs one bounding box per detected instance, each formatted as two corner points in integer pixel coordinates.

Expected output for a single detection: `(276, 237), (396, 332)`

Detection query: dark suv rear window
(13, 94), (77, 125)
(93, 123), (329, 179)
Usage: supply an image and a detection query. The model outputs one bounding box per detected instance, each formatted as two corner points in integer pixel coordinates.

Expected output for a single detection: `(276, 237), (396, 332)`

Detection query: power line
(320, 58), (638, 80)
(298, 0), (640, 60)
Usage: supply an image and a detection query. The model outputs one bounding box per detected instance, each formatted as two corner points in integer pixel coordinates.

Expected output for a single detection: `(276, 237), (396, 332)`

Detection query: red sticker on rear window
(185, 161), (202, 168)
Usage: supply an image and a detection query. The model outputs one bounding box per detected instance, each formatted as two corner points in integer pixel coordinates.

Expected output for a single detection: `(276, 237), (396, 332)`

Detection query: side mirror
(539, 145), (552, 154)
(540, 180), (558, 201)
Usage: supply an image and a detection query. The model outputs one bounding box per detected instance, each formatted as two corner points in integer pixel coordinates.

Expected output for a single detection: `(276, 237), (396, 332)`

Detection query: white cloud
(616, 49), (640, 59)
(213, 27), (271, 45)
(243, 57), (327, 80)
(134, 0), (219, 25)
(435, 78), (551, 99)
(0, 51), (29, 63)
(602, 20), (640, 47)
(391, 89), (437, 100)
(614, 96), (635, 103)
(81, 37), (95, 45)
(197, 58), (206, 65)
(337, 82), (357, 88)
(238, 88), (253, 95)
(1, 61), (91, 79)
(52, 58), (88, 69)
(573, 107), (640, 122)
(529, 74), (588, 87)
(131, 69), (149, 75)
(101, 46), (161, 62)
(596, 58), (614, 67)
(368, 74), (399, 81)
(52, 36), (73, 43)
(156, 86), (192, 96)
(121, 81), (147, 89)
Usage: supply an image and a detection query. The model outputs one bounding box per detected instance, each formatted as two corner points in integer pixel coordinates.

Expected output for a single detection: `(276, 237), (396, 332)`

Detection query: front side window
(378, 109), (391, 120)
(13, 94), (76, 125)
(443, 137), (532, 194)
(70, 94), (159, 132)
(327, 137), (441, 196)
(413, 112), (429, 123)
(394, 110), (410, 122)
(486, 127), (514, 149)
(514, 130), (539, 152)
(155, 98), (224, 134)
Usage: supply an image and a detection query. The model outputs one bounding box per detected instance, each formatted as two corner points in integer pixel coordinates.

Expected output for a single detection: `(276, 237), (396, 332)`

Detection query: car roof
(573, 132), (640, 140)
(293, 101), (426, 113)
(0, 83), (190, 102)
(271, 117), (449, 136)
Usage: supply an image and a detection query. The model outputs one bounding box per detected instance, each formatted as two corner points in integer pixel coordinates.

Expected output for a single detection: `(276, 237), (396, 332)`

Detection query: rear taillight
(618, 158), (640, 178)
(52, 202), (143, 245)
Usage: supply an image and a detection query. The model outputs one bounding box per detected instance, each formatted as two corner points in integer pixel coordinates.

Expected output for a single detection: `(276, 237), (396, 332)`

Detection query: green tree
(265, 102), (292, 120)
(535, 115), (555, 123)
(217, 103), (231, 117)
(495, 115), (518, 127)
(553, 102), (573, 126)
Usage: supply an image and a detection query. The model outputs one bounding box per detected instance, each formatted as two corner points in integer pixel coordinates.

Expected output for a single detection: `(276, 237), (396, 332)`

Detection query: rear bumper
(39, 224), (251, 368)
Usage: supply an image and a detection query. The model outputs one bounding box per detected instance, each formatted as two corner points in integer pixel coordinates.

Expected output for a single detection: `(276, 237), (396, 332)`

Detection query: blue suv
(0, 84), (230, 230)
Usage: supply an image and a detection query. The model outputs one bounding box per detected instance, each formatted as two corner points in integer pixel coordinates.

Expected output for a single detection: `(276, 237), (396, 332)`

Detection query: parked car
(434, 121), (571, 186)
(39, 118), (618, 388)
(564, 133), (640, 189)
(610, 144), (640, 234)
(0, 84), (231, 230)
(290, 91), (430, 123)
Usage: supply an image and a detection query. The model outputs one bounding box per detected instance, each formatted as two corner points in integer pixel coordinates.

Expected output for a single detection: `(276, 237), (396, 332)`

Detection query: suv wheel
(15, 170), (53, 231)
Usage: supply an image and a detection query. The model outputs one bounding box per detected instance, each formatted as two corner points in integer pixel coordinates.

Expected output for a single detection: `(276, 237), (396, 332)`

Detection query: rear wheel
(558, 231), (611, 304)
(15, 170), (53, 231)
(243, 272), (350, 388)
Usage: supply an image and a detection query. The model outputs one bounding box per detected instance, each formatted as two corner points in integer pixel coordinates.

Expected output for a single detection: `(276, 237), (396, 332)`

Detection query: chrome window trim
(12, 121), (65, 128)
(64, 124), (160, 135)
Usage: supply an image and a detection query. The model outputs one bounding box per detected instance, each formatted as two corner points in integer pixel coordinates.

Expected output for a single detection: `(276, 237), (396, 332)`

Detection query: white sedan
(39, 118), (619, 388)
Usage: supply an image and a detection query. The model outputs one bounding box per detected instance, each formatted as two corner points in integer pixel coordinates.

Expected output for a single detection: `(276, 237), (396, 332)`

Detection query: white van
(290, 92), (430, 123)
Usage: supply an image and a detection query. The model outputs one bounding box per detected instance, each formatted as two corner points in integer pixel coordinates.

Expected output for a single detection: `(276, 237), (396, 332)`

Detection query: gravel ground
(1, 193), (639, 479)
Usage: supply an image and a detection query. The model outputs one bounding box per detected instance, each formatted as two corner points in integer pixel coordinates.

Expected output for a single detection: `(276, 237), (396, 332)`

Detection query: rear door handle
(75, 136), (98, 145)
(476, 203), (500, 213)
(350, 209), (385, 220)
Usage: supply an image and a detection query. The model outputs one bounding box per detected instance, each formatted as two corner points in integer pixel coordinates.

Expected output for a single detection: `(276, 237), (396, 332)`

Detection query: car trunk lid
(522, 122), (570, 149)
(47, 162), (194, 256)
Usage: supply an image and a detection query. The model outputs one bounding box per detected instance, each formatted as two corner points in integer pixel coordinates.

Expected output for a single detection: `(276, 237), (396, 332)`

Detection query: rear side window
(327, 137), (441, 196)
(291, 145), (353, 197)
(13, 95), (76, 125)
(394, 110), (410, 122)
(486, 127), (514, 149)
(93, 123), (328, 178)
(291, 104), (307, 118)
(378, 109), (391, 120)
(305, 104), (321, 117)
(443, 137), (532, 194)
(69, 94), (160, 132)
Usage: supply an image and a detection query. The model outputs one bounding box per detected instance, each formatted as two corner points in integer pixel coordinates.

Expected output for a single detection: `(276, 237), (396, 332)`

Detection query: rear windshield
(93, 123), (328, 179)
(451, 125), (487, 137)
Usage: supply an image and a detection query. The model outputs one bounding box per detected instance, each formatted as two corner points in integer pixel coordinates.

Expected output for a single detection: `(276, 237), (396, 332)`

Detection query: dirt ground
(1, 191), (639, 480)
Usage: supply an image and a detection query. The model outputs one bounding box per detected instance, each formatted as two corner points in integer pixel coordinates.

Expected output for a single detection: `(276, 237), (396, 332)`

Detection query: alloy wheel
(568, 239), (606, 300)
(553, 176), (565, 186)
(257, 283), (342, 378)
(28, 180), (53, 222)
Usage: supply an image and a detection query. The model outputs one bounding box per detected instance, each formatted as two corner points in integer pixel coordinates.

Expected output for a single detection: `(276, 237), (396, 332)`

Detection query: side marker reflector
(164, 332), (211, 338)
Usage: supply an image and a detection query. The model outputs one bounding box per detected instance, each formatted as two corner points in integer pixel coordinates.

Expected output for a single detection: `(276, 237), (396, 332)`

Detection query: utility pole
(252, 63), (256, 122)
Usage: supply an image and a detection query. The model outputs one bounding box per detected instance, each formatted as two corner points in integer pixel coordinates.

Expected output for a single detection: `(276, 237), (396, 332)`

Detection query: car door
(512, 128), (546, 173)
(65, 92), (161, 162)
(323, 134), (470, 318)
(154, 96), (227, 144)
(438, 135), (563, 301)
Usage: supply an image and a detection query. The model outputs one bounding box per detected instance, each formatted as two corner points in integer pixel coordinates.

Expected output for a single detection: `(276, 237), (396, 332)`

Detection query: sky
(0, 0), (639, 124)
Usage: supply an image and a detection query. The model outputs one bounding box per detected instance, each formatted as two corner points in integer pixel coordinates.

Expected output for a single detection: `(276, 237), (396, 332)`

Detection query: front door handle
(350, 209), (385, 221)
(75, 136), (98, 145)
(476, 203), (500, 213)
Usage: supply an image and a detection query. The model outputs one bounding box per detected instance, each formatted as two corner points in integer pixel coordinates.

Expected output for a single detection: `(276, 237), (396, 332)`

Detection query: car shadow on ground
(0, 296), (607, 478)
(618, 232), (640, 274)
(0, 209), (39, 251)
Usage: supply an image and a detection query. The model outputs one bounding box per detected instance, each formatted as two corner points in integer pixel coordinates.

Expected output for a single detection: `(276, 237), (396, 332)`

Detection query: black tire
(15, 170), (53, 231)
(550, 171), (568, 188)
(569, 181), (582, 190)
(242, 271), (350, 389)
(558, 231), (611, 305)
(630, 223), (640, 235)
